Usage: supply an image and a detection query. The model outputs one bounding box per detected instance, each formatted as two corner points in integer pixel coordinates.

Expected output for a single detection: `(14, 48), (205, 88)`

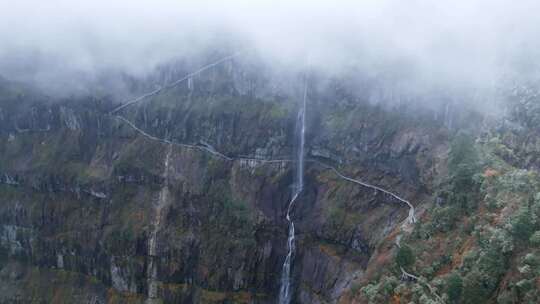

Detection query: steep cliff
(1, 60), (530, 304)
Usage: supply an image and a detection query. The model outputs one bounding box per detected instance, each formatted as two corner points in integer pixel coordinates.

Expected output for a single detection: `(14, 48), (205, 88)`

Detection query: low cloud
(1, 0), (539, 97)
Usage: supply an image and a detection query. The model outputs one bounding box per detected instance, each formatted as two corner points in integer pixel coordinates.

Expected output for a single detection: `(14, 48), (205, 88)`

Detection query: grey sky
(1, 0), (538, 94)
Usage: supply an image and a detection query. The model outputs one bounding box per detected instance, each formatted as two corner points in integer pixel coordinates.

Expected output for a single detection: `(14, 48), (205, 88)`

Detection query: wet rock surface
(0, 67), (448, 303)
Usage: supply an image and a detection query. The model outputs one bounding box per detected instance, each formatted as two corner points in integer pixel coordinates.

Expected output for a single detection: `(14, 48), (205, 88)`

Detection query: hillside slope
(0, 64), (538, 304)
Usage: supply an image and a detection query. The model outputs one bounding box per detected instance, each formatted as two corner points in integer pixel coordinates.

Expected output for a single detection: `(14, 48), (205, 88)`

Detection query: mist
(1, 0), (539, 101)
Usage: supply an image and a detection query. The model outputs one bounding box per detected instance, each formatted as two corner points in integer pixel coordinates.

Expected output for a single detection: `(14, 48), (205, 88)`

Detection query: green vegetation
(446, 273), (463, 304)
(396, 245), (415, 270)
(510, 204), (536, 242)
(366, 126), (540, 304)
(205, 178), (257, 249)
(447, 131), (481, 210)
(361, 276), (399, 304)
(530, 231), (540, 246)
(449, 133), (479, 186)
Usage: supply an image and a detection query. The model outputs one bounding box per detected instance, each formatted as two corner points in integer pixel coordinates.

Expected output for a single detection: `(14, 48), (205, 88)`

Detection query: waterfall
(146, 144), (172, 303)
(278, 77), (307, 304)
(187, 76), (193, 91)
(444, 102), (452, 130)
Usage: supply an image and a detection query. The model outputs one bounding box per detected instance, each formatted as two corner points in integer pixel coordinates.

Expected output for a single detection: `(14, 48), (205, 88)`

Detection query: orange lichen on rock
(391, 293), (401, 304)
(452, 236), (474, 269)
(483, 168), (500, 178)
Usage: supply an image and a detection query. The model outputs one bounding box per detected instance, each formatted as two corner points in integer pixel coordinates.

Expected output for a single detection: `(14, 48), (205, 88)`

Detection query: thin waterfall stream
(146, 144), (172, 303)
(278, 77), (308, 304)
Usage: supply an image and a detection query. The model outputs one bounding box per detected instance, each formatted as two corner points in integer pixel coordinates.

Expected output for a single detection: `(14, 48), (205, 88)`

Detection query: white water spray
(278, 77), (307, 304)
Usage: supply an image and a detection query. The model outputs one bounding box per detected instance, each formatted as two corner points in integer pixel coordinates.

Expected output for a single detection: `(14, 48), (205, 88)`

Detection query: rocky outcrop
(0, 65), (448, 303)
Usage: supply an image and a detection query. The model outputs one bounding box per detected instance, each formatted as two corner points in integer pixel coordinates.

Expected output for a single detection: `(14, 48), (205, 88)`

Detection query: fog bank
(1, 0), (539, 97)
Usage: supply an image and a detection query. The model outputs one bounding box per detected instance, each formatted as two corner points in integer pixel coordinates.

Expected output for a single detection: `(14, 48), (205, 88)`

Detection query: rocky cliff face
(0, 62), (449, 303)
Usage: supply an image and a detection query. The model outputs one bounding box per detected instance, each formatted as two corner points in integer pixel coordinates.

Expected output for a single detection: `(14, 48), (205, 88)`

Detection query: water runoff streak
(146, 144), (172, 303)
(278, 77), (308, 304)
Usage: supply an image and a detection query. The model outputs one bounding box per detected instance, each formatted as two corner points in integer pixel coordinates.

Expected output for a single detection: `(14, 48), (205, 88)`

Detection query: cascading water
(278, 77), (307, 304)
(146, 144), (172, 303)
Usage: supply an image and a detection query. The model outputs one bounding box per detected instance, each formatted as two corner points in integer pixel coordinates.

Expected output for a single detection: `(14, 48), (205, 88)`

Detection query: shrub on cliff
(448, 132), (481, 210)
(449, 132), (480, 191)
(396, 244), (415, 270)
(446, 272), (463, 304)
(509, 205), (536, 242)
(530, 231), (540, 246)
